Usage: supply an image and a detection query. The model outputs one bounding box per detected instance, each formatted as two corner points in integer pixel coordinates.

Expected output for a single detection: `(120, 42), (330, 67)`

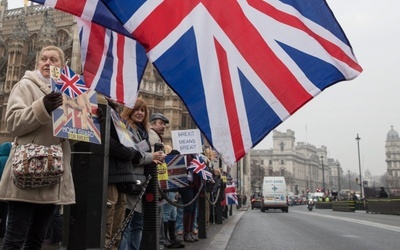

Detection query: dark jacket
(108, 122), (143, 184)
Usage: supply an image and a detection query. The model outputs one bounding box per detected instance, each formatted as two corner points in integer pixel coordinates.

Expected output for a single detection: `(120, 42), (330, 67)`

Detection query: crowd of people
(0, 45), (229, 250)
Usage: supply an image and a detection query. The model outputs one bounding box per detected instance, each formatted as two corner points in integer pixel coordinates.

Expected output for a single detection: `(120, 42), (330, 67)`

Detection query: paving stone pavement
(0, 206), (249, 250)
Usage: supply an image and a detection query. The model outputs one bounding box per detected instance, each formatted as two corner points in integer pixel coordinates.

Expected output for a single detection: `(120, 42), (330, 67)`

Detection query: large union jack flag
(33, 0), (362, 167)
(99, 0), (362, 166)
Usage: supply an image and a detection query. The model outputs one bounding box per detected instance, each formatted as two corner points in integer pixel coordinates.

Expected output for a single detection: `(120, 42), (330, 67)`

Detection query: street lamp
(337, 163), (341, 191)
(355, 134), (363, 198)
(258, 164), (262, 192)
(348, 170), (351, 189)
(321, 155), (325, 192)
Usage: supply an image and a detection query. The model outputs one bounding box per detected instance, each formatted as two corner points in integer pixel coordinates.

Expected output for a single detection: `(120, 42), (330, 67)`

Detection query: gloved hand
(43, 92), (63, 114)
(97, 107), (105, 123)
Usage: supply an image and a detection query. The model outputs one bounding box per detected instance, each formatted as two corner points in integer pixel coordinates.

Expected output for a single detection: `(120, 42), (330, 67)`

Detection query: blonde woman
(0, 46), (75, 249)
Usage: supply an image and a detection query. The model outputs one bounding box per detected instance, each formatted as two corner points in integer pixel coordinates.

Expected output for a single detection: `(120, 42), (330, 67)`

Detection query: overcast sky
(8, 1), (399, 176)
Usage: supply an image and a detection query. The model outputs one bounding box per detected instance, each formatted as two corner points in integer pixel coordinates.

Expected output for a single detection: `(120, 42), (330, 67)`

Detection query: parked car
(251, 193), (262, 209)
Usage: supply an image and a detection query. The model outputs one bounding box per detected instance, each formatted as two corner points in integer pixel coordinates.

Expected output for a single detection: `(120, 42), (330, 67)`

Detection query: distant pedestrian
(379, 187), (388, 198)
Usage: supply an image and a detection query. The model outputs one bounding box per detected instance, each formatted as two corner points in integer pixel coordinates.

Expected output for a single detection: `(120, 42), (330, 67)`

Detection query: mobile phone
(154, 143), (164, 152)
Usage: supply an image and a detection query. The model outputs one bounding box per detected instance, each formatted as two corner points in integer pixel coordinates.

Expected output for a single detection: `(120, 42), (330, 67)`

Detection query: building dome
(387, 126), (399, 141)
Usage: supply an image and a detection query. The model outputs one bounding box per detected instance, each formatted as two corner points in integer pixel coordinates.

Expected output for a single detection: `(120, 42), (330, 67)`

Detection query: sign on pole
(171, 129), (202, 154)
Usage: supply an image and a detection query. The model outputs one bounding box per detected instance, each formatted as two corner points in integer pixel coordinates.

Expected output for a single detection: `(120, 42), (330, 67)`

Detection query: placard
(171, 129), (202, 154)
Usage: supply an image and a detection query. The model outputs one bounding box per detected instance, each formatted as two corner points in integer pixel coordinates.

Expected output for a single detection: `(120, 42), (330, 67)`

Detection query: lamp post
(321, 155), (325, 192)
(338, 163), (341, 191)
(258, 164), (261, 192)
(348, 170), (351, 189)
(356, 134), (363, 198)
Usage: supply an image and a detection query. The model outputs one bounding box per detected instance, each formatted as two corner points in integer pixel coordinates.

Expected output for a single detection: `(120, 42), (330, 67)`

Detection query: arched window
(57, 30), (70, 47)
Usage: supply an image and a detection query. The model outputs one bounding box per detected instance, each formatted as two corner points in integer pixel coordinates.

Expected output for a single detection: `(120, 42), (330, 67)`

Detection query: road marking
(293, 210), (400, 233)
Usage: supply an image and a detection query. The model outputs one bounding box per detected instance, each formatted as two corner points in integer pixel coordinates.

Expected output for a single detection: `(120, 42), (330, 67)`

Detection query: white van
(260, 176), (289, 213)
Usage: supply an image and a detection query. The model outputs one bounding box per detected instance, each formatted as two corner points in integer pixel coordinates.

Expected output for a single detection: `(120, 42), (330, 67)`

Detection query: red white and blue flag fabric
(33, 0), (362, 167)
(99, 0), (363, 167)
(187, 155), (213, 181)
(77, 18), (147, 107)
(223, 183), (238, 206)
(159, 154), (189, 190)
(32, 0), (148, 108)
(54, 65), (88, 99)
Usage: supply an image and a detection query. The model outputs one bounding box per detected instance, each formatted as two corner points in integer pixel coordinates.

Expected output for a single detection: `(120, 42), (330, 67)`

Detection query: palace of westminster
(0, 2), (399, 197)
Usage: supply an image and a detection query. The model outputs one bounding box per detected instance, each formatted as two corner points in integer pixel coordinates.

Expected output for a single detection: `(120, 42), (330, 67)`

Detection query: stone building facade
(385, 126), (400, 196)
(250, 129), (342, 196)
(0, 2), (195, 146)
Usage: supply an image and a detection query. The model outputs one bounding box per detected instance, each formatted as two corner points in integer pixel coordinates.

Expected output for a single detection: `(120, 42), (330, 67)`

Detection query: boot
(189, 213), (199, 242)
(168, 221), (185, 248)
(164, 222), (172, 248)
(189, 232), (199, 242)
(183, 214), (194, 242)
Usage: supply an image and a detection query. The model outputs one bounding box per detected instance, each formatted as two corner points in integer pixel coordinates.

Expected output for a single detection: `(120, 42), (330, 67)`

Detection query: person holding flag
(0, 46), (76, 249)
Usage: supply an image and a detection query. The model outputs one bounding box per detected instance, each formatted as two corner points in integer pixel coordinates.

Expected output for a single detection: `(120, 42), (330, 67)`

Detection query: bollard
(236, 194), (242, 209)
(215, 196), (223, 224)
(140, 162), (160, 249)
(62, 103), (109, 249)
(223, 205), (228, 219)
(198, 189), (207, 239)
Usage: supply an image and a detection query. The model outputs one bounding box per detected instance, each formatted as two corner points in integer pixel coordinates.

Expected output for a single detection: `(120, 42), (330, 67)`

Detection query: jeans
(162, 192), (177, 222)
(193, 201), (198, 230)
(176, 198), (183, 232)
(118, 211), (143, 250)
(2, 201), (56, 250)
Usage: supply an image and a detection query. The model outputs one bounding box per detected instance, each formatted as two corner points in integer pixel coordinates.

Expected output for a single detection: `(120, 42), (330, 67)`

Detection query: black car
(251, 193), (262, 209)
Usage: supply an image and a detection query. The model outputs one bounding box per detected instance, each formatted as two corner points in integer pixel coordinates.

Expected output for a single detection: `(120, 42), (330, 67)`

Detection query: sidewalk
(181, 205), (248, 250)
(0, 206), (248, 250)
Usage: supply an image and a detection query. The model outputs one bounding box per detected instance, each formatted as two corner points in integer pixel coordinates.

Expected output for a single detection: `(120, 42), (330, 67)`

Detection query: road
(226, 205), (400, 250)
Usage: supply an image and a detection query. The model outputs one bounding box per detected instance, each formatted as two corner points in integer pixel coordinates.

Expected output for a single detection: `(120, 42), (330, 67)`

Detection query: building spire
(37, 8), (57, 48)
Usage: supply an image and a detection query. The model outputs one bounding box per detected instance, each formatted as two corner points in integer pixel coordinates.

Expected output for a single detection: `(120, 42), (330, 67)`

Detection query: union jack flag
(32, 0), (148, 108)
(34, 0), (363, 167)
(99, 0), (363, 167)
(54, 65), (88, 99)
(222, 183), (238, 206)
(187, 156), (213, 181)
(159, 154), (189, 190)
(77, 17), (147, 107)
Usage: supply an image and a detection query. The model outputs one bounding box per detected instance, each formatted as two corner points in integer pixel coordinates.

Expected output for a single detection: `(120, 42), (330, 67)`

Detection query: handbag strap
(14, 137), (64, 147)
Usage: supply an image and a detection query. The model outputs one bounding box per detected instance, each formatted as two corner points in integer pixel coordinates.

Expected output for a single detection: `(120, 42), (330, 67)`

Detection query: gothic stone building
(0, 3), (195, 146)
